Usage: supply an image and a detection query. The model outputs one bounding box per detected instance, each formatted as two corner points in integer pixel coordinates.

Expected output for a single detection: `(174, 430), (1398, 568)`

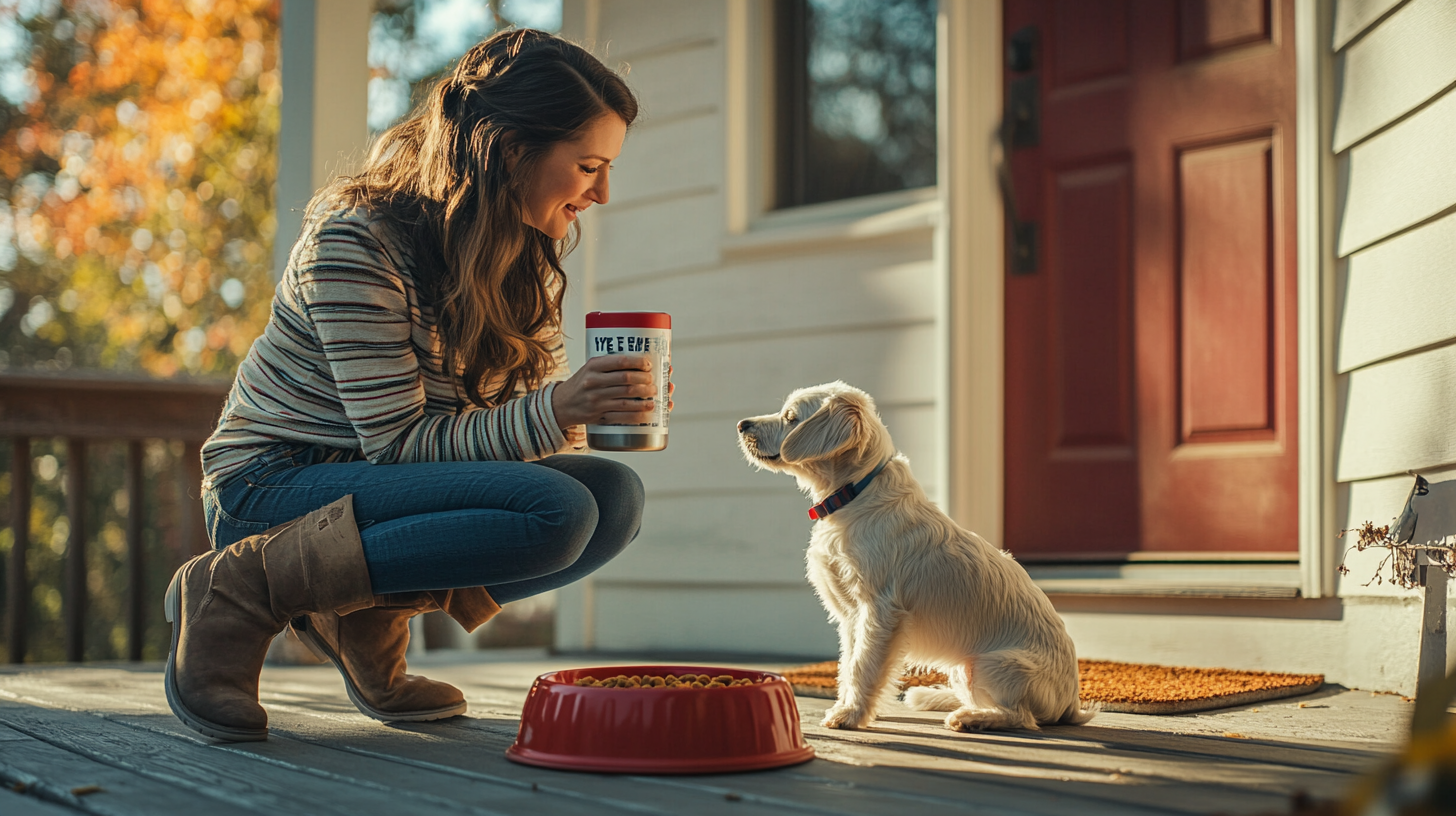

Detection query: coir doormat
(781, 660), (1325, 715)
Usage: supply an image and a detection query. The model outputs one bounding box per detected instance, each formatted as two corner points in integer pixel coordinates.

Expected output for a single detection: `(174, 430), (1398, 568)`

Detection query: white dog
(737, 381), (1096, 732)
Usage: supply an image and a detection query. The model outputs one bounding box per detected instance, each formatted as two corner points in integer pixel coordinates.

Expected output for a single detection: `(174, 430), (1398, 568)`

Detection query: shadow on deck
(0, 653), (1407, 816)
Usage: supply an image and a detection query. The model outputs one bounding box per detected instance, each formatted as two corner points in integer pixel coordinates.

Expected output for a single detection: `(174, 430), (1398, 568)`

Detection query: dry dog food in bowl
(506, 665), (814, 774)
(573, 673), (770, 688)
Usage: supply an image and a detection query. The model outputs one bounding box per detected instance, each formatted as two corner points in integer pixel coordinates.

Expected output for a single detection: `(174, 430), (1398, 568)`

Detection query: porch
(0, 652), (1408, 816)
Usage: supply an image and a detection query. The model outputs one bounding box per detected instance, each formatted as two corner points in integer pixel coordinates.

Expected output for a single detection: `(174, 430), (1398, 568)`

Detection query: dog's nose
(737, 419), (753, 434)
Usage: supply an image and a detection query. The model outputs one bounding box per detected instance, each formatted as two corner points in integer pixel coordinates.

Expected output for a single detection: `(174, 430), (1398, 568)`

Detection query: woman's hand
(552, 354), (671, 430)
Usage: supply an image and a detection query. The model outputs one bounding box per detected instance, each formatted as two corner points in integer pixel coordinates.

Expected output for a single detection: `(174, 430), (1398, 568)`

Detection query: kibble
(572, 673), (769, 689)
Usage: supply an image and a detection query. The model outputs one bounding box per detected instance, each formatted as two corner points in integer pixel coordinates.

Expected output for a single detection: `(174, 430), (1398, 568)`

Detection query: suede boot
(291, 587), (500, 722)
(164, 496), (374, 742)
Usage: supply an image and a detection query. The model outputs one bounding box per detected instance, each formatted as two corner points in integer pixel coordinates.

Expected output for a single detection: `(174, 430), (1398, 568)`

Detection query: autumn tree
(0, 0), (279, 377)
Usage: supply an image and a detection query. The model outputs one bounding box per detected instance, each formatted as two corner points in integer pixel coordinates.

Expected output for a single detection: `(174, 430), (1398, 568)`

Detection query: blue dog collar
(808, 457), (892, 521)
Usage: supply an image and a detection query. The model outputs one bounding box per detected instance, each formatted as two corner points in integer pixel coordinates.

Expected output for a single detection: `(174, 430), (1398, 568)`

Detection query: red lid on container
(586, 311), (671, 329)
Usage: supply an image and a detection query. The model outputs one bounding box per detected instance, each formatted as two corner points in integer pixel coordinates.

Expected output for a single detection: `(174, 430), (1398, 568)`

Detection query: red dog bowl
(506, 665), (815, 774)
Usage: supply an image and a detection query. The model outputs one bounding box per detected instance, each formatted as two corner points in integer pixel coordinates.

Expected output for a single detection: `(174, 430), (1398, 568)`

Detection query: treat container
(505, 665), (815, 774)
(585, 311), (671, 451)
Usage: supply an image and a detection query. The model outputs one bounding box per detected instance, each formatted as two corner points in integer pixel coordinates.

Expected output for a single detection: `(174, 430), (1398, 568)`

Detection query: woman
(165, 29), (657, 742)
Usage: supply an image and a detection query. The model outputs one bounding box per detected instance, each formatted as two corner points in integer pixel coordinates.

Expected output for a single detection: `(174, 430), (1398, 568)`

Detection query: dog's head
(736, 381), (891, 494)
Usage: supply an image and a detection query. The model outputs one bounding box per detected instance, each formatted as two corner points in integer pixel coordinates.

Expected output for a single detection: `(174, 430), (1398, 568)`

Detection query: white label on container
(586, 326), (671, 434)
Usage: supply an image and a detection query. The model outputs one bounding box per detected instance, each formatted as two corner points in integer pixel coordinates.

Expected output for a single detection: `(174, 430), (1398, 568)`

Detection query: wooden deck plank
(797, 730), (1297, 815)
(805, 708), (1369, 784)
(0, 703), (512, 816)
(793, 696), (1372, 792)
(0, 720), (260, 816)
(103, 709), (628, 816)
(625, 770), (1103, 816)
(1045, 721), (1386, 772)
(634, 763), (1175, 816)
(774, 762), (1178, 816)
(0, 788), (88, 816)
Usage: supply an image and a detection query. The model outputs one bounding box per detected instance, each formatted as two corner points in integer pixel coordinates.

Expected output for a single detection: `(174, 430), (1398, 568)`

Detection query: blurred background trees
(0, 0), (280, 377)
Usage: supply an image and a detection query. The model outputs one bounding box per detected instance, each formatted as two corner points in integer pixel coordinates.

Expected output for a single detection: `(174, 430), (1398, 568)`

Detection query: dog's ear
(780, 395), (868, 464)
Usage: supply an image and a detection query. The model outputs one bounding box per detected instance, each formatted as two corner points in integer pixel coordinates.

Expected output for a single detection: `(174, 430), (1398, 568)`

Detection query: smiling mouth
(565, 203), (583, 219)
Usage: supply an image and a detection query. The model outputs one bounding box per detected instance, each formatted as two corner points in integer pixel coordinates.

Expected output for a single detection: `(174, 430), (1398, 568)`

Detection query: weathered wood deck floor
(0, 651), (1409, 815)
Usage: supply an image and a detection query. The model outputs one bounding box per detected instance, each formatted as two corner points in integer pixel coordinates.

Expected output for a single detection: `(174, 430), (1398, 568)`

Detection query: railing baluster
(65, 438), (87, 663)
(182, 440), (207, 555)
(0, 374), (230, 663)
(126, 440), (145, 662)
(8, 437), (30, 664)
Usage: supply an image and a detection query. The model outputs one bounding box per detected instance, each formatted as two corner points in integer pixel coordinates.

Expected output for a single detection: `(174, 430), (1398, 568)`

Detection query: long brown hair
(322, 29), (638, 407)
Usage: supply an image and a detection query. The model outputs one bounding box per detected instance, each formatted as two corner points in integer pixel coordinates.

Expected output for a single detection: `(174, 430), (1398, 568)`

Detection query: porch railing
(0, 373), (230, 663)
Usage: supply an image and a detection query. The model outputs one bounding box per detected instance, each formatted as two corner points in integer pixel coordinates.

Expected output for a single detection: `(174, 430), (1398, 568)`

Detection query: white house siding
(1329, 0), (1456, 654)
(554, 0), (941, 656)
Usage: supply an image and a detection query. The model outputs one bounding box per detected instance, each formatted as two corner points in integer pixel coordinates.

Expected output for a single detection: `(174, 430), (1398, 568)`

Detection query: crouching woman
(165, 30), (659, 741)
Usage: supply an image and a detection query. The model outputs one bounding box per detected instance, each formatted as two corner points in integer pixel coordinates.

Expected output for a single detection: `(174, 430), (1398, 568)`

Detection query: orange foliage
(1, 0), (279, 376)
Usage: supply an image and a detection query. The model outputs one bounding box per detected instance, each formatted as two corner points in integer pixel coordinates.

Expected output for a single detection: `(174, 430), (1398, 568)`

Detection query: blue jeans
(202, 446), (643, 605)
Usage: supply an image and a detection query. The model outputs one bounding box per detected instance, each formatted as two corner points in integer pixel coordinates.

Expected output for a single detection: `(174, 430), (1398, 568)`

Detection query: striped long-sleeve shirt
(201, 205), (577, 490)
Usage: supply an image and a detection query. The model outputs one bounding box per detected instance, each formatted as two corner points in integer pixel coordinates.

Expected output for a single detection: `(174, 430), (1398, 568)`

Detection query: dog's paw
(821, 704), (870, 730)
(944, 712), (982, 732)
(944, 706), (1037, 732)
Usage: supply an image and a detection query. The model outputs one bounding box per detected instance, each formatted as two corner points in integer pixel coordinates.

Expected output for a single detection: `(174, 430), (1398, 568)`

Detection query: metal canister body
(585, 311), (671, 452)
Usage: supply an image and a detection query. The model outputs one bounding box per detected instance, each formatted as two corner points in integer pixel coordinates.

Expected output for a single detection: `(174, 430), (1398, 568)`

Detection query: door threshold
(1024, 558), (1302, 599)
(1014, 551), (1299, 564)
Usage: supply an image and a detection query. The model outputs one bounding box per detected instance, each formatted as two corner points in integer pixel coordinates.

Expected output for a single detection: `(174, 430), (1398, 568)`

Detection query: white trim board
(1058, 593), (1449, 695)
(941, 0), (1004, 544)
(1297, 0), (1338, 597)
(274, 0), (370, 281)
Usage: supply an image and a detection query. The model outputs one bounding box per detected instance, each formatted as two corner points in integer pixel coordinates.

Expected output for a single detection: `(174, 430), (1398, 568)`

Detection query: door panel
(1003, 0), (1297, 556)
(1052, 0), (1129, 87)
(1179, 136), (1275, 442)
(1178, 0), (1271, 60)
(1051, 162), (1135, 453)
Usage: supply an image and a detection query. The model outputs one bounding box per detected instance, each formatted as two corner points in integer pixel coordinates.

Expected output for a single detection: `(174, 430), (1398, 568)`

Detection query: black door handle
(1000, 26), (1039, 276)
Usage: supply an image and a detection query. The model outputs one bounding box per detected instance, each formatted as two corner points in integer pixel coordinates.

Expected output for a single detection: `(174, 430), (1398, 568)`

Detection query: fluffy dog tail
(903, 687), (961, 711)
(1059, 698), (1101, 725)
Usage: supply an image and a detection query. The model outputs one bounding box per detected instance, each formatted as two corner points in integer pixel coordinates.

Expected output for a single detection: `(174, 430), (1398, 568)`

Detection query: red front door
(1003, 0), (1298, 557)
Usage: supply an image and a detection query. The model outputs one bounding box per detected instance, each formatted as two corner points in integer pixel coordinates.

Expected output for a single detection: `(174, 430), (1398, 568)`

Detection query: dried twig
(1337, 520), (1455, 589)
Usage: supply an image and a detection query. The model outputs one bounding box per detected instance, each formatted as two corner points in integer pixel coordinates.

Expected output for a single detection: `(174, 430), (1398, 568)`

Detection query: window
(773, 0), (937, 210)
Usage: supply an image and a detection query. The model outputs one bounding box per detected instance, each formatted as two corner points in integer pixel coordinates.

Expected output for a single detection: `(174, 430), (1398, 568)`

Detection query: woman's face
(520, 113), (627, 240)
